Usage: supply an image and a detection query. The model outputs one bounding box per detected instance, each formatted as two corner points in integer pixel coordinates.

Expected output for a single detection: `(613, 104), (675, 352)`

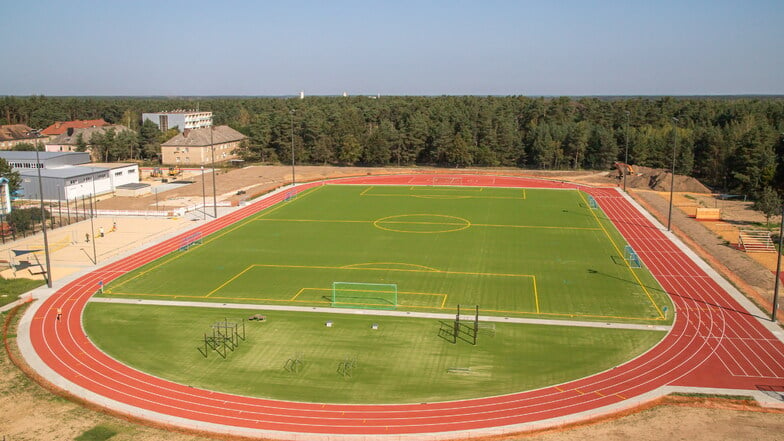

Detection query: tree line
(1, 95), (782, 198)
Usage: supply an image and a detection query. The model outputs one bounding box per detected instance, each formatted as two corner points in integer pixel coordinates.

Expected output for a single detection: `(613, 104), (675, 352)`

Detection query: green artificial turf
(83, 303), (665, 404)
(102, 185), (671, 324)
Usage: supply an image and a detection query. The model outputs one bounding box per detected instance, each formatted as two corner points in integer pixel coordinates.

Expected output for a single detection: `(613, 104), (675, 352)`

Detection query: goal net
(331, 282), (398, 310)
(623, 245), (642, 268)
(179, 232), (202, 251)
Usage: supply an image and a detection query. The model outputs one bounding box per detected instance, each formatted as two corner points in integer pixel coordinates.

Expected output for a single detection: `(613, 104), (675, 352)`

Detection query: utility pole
(290, 110), (296, 187)
(773, 204), (783, 322)
(624, 110), (630, 192)
(667, 117), (678, 231)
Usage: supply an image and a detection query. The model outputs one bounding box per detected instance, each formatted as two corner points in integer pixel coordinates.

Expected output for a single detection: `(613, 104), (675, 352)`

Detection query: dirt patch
(621, 165), (713, 193)
(631, 189), (778, 310)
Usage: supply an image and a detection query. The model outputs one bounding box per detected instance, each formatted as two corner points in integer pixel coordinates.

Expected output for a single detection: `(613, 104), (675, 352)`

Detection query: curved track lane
(25, 175), (784, 439)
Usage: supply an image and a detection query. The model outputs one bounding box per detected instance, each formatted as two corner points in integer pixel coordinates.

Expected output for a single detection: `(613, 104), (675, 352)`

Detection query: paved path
(16, 175), (784, 440)
(90, 297), (671, 332)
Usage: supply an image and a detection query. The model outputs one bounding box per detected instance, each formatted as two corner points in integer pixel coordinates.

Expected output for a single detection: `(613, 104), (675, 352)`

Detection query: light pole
(624, 111), (630, 192)
(89, 168), (97, 265)
(773, 204), (783, 322)
(210, 126), (217, 218)
(667, 117), (678, 231)
(290, 110), (296, 187)
(201, 165), (206, 220)
(33, 140), (53, 287)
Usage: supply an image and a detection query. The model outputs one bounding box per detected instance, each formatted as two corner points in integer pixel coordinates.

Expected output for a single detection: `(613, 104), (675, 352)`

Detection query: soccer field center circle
(20, 173), (784, 440)
(373, 213), (472, 233)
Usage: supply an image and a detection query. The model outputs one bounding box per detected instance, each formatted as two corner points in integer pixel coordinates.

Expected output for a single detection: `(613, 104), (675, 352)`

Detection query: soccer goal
(623, 245), (642, 268)
(331, 282), (398, 310)
(179, 232), (202, 251)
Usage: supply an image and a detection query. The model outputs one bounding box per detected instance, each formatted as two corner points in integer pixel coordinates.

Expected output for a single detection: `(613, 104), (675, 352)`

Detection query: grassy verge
(0, 276), (42, 307)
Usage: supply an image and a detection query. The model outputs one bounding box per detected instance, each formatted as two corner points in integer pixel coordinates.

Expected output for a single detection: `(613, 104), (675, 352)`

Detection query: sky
(2, 0), (783, 96)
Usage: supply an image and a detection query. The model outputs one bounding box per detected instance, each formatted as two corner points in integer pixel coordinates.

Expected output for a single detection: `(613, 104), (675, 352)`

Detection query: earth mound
(623, 165), (712, 193)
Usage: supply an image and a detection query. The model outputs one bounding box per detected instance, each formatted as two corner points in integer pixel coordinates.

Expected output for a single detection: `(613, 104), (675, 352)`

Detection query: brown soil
(3, 165), (784, 440)
(622, 165), (713, 193)
(631, 189), (779, 310)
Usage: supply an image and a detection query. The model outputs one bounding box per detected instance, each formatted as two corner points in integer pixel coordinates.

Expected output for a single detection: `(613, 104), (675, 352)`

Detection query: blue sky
(2, 0), (782, 96)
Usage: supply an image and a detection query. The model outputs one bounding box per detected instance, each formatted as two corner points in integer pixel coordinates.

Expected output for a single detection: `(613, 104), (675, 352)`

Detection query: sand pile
(623, 165), (712, 193)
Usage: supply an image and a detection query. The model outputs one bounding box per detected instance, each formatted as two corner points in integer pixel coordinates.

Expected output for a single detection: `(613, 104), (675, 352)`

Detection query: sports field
(83, 303), (664, 403)
(100, 184), (671, 322)
(84, 183), (672, 403)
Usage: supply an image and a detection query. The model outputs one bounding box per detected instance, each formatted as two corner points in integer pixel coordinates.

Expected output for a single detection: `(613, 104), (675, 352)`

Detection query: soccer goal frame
(623, 245), (642, 268)
(331, 282), (398, 310)
(179, 232), (203, 251)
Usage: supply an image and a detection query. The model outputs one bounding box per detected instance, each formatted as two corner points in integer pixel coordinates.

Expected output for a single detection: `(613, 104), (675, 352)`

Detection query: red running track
(25, 174), (784, 439)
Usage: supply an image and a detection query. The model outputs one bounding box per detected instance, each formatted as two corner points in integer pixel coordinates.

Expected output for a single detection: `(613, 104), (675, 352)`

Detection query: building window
(115, 171), (122, 176)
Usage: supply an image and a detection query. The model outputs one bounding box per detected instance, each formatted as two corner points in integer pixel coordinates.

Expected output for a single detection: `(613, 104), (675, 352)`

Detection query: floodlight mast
(667, 117), (678, 231)
(32, 132), (53, 287)
(773, 203), (783, 322)
(290, 109), (296, 187)
(624, 111), (630, 192)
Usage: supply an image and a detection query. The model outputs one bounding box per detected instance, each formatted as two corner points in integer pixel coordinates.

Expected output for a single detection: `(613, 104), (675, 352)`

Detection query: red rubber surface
(28, 174), (784, 436)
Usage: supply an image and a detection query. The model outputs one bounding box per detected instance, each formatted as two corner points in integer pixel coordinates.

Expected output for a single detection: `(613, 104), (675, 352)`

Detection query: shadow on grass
(75, 425), (117, 441)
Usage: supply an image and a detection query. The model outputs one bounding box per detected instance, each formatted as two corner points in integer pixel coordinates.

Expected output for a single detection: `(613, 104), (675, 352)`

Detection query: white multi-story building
(142, 110), (213, 133)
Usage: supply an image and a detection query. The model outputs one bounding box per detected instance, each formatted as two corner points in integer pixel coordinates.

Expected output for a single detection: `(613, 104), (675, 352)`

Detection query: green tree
(312, 134), (334, 165)
(338, 134), (362, 165)
(752, 186), (782, 228)
(0, 158), (22, 193)
(139, 119), (162, 161)
(10, 142), (36, 151)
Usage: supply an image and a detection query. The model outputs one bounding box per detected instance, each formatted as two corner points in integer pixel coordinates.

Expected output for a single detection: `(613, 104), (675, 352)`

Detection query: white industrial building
(0, 152), (139, 201)
(142, 110), (213, 133)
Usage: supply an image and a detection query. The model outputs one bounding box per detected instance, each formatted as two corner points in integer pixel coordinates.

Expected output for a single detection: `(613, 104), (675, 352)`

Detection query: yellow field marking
(411, 186), (483, 192)
(532, 275), (540, 314)
(359, 186), (524, 200)
(341, 262), (439, 272)
(248, 263), (536, 279)
(105, 288), (665, 320)
(284, 287), (448, 306)
(522, 188), (526, 200)
(578, 191), (666, 319)
(290, 288), (307, 301)
(107, 186), (325, 293)
(256, 218), (597, 231)
(255, 218), (368, 224)
(574, 389), (585, 395)
(615, 393), (626, 400)
(374, 214), (471, 234)
(594, 391), (605, 397)
(554, 386), (564, 392)
(205, 265), (255, 297)
(471, 223), (600, 231)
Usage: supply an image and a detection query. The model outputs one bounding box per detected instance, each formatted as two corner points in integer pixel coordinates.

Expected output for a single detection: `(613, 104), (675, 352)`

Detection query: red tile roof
(0, 124), (36, 141)
(41, 119), (109, 136)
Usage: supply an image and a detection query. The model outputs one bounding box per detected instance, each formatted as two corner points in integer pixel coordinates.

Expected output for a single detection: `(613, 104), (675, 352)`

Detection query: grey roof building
(160, 126), (245, 166)
(0, 151), (91, 169)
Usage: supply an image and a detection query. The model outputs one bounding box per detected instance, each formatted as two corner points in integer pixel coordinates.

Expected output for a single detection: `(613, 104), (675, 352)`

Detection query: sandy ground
(631, 189), (780, 310)
(2, 165), (784, 440)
